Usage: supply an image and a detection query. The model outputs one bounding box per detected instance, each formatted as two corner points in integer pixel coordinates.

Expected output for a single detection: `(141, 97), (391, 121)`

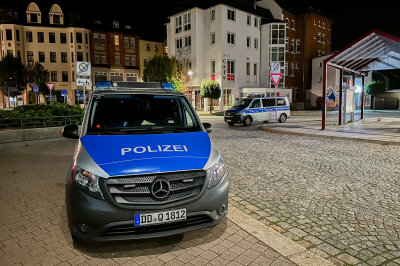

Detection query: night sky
(4, 0), (400, 50)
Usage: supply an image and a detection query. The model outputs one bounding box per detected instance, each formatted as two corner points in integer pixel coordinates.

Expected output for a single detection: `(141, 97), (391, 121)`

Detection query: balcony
(176, 46), (191, 56)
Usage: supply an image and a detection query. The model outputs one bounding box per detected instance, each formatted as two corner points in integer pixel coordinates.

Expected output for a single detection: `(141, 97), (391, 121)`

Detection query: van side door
(262, 98), (275, 121)
(247, 99), (262, 122)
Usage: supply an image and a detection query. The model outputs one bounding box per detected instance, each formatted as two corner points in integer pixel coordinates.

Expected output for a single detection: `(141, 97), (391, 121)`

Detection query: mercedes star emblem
(151, 179), (171, 200)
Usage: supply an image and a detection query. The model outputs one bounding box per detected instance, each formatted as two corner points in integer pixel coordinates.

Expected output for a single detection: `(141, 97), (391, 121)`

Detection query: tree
(0, 55), (26, 97)
(200, 80), (221, 114)
(168, 58), (190, 94)
(142, 55), (178, 83)
(366, 80), (385, 111)
(25, 62), (50, 96)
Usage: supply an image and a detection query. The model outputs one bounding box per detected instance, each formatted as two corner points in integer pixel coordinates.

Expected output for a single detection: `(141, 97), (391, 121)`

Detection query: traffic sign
(76, 61), (91, 77)
(32, 84), (39, 92)
(76, 78), (92, 86)
(76, 90), (81, 96)
(270, 62), (281, 74)
(270, 74), (282, 87)
(61, 90), (68, 96)
(46, 82), (55, 92)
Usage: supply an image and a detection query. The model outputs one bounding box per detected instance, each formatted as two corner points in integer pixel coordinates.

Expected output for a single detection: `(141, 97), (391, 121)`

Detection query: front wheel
(243, 116), (252, 127)
(279, 114), (287, 123)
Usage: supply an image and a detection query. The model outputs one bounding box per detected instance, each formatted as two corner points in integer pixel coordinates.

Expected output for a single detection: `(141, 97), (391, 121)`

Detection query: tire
(228, 122), (235, 126)
(243, 116), (252, 127)
(279, 113), (287, 123)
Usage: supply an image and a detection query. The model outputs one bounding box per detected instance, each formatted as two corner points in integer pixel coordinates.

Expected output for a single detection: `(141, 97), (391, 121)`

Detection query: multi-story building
(257, 0), (333, 108)
(138, 39), (163, 81)
(90, 24), (140, 85)
(0, 2), (91, 108)
(166, 0), (286, 110)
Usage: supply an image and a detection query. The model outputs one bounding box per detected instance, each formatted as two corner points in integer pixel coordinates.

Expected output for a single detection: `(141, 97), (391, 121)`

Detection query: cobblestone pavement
(203, 116), (400, 265)
(0, 139), (295, 266)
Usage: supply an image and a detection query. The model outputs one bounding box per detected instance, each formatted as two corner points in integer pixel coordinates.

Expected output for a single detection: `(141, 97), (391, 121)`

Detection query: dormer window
(26, 2), (41, 24)
(113, 21), (119, 29)
(49, 4), (63, 25)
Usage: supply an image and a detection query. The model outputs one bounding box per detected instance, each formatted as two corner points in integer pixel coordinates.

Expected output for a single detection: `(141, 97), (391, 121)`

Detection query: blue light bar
(161, 82), (175, 91)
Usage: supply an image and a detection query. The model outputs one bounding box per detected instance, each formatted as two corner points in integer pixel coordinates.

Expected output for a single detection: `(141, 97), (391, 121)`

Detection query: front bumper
(224, 114), (243, 123)
(66, 173), (229, 241)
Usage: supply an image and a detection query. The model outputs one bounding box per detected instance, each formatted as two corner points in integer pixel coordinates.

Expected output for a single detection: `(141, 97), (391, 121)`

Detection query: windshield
(233, 98), (252, 108)
(87, 94), (201, 135)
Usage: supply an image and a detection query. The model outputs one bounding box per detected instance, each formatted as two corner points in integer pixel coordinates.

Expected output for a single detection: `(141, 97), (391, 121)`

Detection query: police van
(224, 97), (291, 126)
(62, 82), (228, 241)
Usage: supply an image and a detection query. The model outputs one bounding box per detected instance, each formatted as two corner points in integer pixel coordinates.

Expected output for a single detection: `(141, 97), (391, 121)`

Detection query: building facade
(0, 2), (90, 108)
(166, 1), (286, 110)
(138, 39), (163, 81)
(90, 29), (140, 85)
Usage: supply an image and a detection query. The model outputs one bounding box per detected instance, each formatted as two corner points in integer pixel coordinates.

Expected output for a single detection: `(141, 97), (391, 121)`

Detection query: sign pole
(275, 85), (278, 126)
(35, 92), (37, 104)
(83, 86), (86, 109)
(270, 62), (282, 126)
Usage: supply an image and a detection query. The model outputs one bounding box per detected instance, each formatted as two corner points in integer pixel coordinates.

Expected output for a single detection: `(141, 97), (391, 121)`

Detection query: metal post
(83, 86), (86, 109)
(361, 75), (365, 119)
(322, 61), (327, 130)
(275, 85), (278, 126)
(352, 73), (356, 122)
(339, 70), (343, 125)
(35, 92), (37, 104)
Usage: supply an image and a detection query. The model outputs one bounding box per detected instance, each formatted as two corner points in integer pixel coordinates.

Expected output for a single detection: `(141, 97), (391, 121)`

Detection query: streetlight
(188, 71), (193, 104)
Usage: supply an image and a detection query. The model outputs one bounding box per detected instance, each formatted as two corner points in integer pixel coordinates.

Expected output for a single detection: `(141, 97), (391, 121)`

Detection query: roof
(169, 0), (275, 22)
(269, 0), (333, 21)
(93, 89), (183, 96)
(325, 30), (400, 74)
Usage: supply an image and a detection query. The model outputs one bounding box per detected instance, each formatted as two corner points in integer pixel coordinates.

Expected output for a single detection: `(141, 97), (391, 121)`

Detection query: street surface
(205, 116), (400, 265)
(0, 115), (399, 265)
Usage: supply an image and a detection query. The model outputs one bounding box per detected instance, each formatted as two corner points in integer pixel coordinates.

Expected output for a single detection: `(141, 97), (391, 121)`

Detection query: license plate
(226, 119), (232, 122)
(134, 209), (186, 226)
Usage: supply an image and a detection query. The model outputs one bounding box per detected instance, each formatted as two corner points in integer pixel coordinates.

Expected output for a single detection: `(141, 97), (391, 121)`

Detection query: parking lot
(1, 116), (400, 265)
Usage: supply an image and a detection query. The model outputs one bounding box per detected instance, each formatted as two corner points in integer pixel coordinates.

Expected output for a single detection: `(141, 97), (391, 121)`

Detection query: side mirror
(62, 124), (79, 139)
(203, 123), (212, 134)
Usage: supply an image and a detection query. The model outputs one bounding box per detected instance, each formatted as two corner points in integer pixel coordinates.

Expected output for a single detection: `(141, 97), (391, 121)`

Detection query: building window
(285, 38), (289, 51)
(132, 55), (136, 66)
(30, 13), (38, 23)
(51, 71), (57, 82)
(77, 52), (83, 61)
(125, 55), (130, 66)
(270, 24), (285, 45)
(126, 73), (138, 81)
(146, 44), (150, 51)
(115, 53), (120, 65)
(322, 34), (326, 43)
(254, 17), (258, 27)
(93, 33), (99, 45)
(6, 29), (12, 40)
(50, 52), (56, 62)
(211, 60), (216, 74)
(227, 60), (235, 80)
(85, 33), (88, 44)
(175, 15), (182, 33)
(247, 15), (251, 26)
(113, 21), (119, 29)
(75, 32), (82, 44)
(37, 32), (44, 43)
(71, 52), (74, 62)
(61, 52), (67, 63)
(6, 50), (13, 56)
(38, 51), (45, 62)
(17, 50), (21, 58)
(72, 71), (74, 81)
(53, 15), (60, 25)
(144, 59), (148, 65)
(100, 34), (106, 45)
(291, 62), (295, 77)
(155, 45), (158, 53)
(227, 9), (235, 21)
(210, 32), (215, 44)
(110, 72), (123, 81)
(296, 40), (300, 53)
(114, 35), (119, 46)
(319, 20), (321, 27)
(124, 37), (129, 48)
(184, 35), (191, 47)
(247, 36), (251, 48)
(70, 32), (73, 43)
(227, 32), (235, 44)
(176, 38), (183, 49)
(130, 38), (135, 48)
(292, 20), (295, 30)
(254, 38), (258, 49)
(60, 33), (67, 43)
(26, 31), (33, 42)
(16, 30), (20, 41)
(285, 18), (289, 28)
(285, 63), (288, 76)
(184, 12), (191, 31)
(27, 51), (34, 62)
(49, 32), (55, 43)
(318, 32), (321, 42)
(253, 63), (257, 76)
(210, 9), (215, 21)
(323, 22), (326, 29)
(94, 52), (100, 64)
(62, 71), (68, 82)
(313, 19), (316, 25)
(246, 62), (250, 76)
(291, 39), (295, 53)
(101, 53), (107, 64)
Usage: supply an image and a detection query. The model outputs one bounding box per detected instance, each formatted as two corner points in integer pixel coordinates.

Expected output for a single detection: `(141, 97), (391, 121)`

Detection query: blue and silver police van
(62, 82), (228, 241)
(224, 97), (291, 126)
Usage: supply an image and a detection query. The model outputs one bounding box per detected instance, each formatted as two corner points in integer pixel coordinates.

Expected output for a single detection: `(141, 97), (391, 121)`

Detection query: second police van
(224, 97), (291, 126)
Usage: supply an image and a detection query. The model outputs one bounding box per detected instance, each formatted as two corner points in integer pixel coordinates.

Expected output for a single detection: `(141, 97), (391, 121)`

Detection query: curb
(228, 205), (334, 266)
(262, 125), (400, 146)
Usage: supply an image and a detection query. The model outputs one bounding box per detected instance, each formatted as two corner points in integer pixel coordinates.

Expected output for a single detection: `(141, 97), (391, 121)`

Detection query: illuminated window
(114, 35), (119, 46)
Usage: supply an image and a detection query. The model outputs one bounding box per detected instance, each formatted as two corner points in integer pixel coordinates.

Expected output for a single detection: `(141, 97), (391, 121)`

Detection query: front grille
(103, 215), (212, 236)
(106, 170), (206, 205)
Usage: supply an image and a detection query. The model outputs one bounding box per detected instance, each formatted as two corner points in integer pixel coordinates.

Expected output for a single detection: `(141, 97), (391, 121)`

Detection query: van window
(277, 98), (286, 106)
(249, 99), (261, 108)
(87, 94), (201, 134)
(262, 99), (275, 107)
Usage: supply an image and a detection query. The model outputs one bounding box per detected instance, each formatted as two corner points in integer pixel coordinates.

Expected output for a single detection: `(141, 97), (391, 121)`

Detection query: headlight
(208, 156), (226, 189)
(72, 166), (104, 200)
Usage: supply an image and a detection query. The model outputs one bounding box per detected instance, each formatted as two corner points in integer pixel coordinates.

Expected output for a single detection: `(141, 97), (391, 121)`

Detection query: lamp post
(188, 70), (193, 103)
